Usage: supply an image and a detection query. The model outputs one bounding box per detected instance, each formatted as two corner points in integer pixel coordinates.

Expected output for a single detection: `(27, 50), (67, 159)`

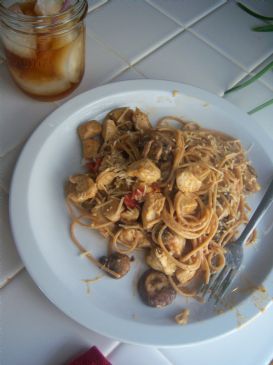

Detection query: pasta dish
(65, 107), (260, 308)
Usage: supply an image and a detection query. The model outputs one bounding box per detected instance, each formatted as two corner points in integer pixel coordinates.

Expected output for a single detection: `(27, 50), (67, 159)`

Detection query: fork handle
(238, 177), (273, 246)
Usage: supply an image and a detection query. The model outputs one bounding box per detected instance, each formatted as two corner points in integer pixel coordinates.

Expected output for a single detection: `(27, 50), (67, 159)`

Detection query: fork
(199, 176), (273, 304)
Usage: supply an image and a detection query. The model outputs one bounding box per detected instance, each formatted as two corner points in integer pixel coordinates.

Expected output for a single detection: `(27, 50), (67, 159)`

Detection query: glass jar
(0, 0), (88, 101)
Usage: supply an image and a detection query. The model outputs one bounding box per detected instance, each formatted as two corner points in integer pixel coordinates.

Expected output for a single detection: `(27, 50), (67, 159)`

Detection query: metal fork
(199, 176), (273, 304)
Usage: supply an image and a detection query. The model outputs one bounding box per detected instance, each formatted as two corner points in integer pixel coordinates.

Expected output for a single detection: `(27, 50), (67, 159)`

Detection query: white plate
(10, 80), (273, 347)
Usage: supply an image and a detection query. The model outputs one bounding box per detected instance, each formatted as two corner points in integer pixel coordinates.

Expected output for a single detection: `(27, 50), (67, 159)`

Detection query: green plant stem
(253, 25), (273, 32)
(225, 60), (273, 95)
(237, 2), (273, 21)
(248, 98), (273, 114)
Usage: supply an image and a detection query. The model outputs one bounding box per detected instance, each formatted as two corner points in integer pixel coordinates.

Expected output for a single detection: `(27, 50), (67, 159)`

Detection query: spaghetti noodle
(65, 107), (260, 301)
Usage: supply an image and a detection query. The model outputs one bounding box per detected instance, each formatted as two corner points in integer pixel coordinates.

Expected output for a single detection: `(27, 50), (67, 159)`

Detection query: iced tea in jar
(0, 0), (88, 101)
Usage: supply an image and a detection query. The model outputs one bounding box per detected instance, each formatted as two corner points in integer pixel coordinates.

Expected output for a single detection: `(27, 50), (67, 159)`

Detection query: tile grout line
(189, 27), (273, 78)
(85, 28), (131, 67)
(145, 0), (227, 29)
(106, 343), (174, 364)
(86, 25), (185, 68)
(189, 28), (248, 72)
(0, 266), (25, 290)
(104, 342), (122, 358)
(87, 0), (108, 14)
(155, 349), (174, 365)
(105, 65), (148, 84)
(129, 28), (184, 66)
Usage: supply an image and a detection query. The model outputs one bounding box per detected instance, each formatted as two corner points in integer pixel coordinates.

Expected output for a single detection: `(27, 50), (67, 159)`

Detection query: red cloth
(68, 346), (112, 365)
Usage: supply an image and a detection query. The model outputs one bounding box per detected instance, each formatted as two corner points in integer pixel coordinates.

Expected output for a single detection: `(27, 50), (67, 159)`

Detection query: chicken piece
(96, 169), (117, 191)
(78, 120), (102, 140)
(119, 228), (150, 248)
(133, 108), (152, 131)
(175, 268), (196, 285)
(101, 198), (124, 222)
(163, 230), (186, 257)
(175, 309), (190, 325)
(106, 107), (133, 124)
(127, 158), (161, 184)
(176, 169), (202, 193)
(146, 247), (176, 276)
(174, 191), (198, 217)
(82, 139), (100, 159)
(120, 208), (140, 223)
(68, 175), (97, 203)
(142, 192), (165, 230)
(102, 119), (118, 142)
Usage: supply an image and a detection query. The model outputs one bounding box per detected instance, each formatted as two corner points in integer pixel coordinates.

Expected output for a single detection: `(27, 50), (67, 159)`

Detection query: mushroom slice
(99, 252), (130, 278)
(127, 158), (161, 184)
(138, 269), (176, 308)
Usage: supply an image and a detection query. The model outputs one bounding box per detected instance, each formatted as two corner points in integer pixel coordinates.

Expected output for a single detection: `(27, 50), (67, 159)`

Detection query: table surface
(1, 1), (273, 364)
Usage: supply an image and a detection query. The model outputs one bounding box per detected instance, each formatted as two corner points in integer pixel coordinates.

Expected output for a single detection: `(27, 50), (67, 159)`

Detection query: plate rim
(9, 79), (273, 347)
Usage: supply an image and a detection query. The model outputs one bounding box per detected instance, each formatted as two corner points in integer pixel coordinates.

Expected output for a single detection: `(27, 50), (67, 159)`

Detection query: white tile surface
(224, 79), (273, 112)
(0, 143), (22, 193)
(135, 31), (245, 95)
(146, 0), (226, 27)
(192, 1), (273, 71)
(0, 189), (23, 282)
(109, 344), (172, 365)
(161, 306), (273, 365)
(0, 65), (57, 156)
(85, 0), (181, 64)
(1, 271), (118, 365)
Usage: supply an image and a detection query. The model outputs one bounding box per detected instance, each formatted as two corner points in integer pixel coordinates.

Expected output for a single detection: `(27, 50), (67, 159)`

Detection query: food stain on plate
(235, 309), (247, 328)
(251, 287), (270, 312)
